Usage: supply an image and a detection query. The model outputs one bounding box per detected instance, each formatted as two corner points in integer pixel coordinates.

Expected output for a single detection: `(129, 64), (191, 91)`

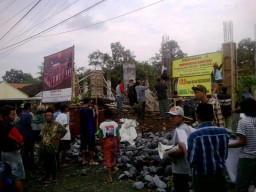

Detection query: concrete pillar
(222, 42), (237, 109)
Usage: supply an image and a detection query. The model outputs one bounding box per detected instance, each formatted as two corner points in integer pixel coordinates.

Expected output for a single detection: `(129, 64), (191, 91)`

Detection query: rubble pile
(67, 119), (176, 191)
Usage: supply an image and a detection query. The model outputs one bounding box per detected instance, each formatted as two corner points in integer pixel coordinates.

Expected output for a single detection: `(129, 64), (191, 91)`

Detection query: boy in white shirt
(56, 104), (71, 168)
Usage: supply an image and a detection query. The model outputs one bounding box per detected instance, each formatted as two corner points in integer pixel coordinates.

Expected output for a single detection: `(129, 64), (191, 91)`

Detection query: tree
(2, 69), (39, 84)
(149, 53), (162, 75)
(23, 73), (39, 84)
(36, 63), (44, 82)
(237, 38), (256, 75)
(111, 42), (135, 66)
(160, 39), (187, 66)
(2, 69), (24, 83)
(88, 50), (105, 69)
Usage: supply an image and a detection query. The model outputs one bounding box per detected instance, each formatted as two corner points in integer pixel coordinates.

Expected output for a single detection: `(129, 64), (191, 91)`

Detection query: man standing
(155, 77), (169, 118)
(165, 106), (195, 192)
(55, 104), (71, 168)
(20, 102), (33, 168)
(79, 98), (99, 166)
(216, 84), (232, 129)
(116, 80), (125, 118)
(212, 63), (223, 84)
(192, 84), (224, 127)
(40, 108), (67, 183)
(228, 98), (256, 192)
(127, 79), (137, 107)
(187, 103), (229, 192)
(135, 79), (149, 121)
(0, 105), (25, 192)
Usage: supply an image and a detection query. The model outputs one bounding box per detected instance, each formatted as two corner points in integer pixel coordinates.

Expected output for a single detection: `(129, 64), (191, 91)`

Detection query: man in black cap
(192, 85), (224, 127)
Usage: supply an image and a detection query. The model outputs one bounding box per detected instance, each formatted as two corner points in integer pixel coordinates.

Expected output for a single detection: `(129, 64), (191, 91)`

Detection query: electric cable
(0, 0), (17, 17)
(10, 0), (80, 43)
(0, 0), (164, 59)
(5, 0), (60, 45)
(0, 0), (35, 28)
(0, 0), (80, 58)
(0, 0), (106, 51)
(0, 0), (42, 41)
(41, 0), (164, 37)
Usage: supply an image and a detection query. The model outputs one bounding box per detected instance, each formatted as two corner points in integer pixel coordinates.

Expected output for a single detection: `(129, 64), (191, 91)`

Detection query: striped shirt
(236, 117), (256, 159)
(206, 97), (224, 127)
(187, 122), (229, 176)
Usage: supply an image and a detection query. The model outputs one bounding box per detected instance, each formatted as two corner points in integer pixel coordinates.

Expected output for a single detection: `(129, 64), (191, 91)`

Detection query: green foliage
(2, 68), (39, 84)
(134, 102), (142, 109)
(235, 76), (256, 102)
(71, 96), (80, 104)
(36, 63), (44, 82)
(81, 91), (92, 100)
(237, 38), (256, 76)
(87, 39), (186, 89)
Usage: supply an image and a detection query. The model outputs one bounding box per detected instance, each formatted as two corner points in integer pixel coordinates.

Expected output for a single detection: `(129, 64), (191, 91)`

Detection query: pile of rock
(116, 131), (175, 191)
(67, 120), (176, 191)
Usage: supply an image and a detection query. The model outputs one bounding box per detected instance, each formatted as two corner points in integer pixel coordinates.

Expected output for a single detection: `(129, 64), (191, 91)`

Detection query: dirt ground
(22, 112), (171, 192)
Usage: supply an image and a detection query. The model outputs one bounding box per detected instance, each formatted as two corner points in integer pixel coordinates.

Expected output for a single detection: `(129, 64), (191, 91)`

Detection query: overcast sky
(0, 0), (255, 80)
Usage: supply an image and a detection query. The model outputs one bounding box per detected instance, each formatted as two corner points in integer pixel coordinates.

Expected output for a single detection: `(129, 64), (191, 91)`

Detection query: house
(0, 81), (41, 109)
(0, 81), (29, 100)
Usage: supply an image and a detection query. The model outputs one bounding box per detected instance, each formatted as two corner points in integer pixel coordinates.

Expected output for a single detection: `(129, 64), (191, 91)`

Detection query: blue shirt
(19, 111), (32, 140)
(187, 122), (229, 176)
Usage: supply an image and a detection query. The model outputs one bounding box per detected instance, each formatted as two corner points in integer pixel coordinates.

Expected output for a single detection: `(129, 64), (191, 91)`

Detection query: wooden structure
(90, 70), (104, 98)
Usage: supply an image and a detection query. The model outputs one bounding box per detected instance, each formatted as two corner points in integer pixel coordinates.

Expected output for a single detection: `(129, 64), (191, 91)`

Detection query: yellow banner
(172, 52), (222, 78)
(178, 75), (212, 96)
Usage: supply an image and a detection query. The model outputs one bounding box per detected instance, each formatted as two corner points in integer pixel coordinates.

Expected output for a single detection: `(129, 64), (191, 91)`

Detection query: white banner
(42, 88), (72, 103)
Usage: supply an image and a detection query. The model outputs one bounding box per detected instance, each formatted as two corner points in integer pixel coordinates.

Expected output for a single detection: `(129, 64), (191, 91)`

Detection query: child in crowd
(56, 104), (71, 168)
(98, 109), (120, 183)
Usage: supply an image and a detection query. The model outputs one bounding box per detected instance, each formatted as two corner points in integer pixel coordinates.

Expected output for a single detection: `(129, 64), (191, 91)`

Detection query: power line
(0, 1), (35, 28)
(5, 0), (61, 45)
(0, 0), (106, 52)
(0, 0), (164, 59)
(41, 0), (164, 37)
(0, 0), (80, 58)
(3, 0), (79, 47)
(0, 0), (42, 42)
(0, 0), (17, 17)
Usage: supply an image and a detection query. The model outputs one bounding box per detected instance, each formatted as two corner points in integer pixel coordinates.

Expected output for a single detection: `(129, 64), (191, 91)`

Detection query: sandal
(82, 161), (87, 166)
(89, 161), (99, 166)
(112, 167), (119, 173)
(107, 178), (113, 183)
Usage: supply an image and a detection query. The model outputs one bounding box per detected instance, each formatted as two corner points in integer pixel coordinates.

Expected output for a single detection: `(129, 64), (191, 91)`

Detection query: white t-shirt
(56, 113), (71, 140)
(99, 121), (119, 138)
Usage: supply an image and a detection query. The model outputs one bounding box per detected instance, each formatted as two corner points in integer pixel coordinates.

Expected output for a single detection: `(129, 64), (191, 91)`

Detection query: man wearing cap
(165, 106), (195, 192)
(187, 103), (229, 192)
(192, 84), (224, 127)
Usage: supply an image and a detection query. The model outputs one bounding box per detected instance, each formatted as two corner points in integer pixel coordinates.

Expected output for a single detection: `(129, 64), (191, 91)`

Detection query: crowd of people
(0, 75), (256, 192)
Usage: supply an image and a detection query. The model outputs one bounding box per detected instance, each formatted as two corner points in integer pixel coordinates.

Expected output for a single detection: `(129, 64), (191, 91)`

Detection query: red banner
(42, 46), (74, 103)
